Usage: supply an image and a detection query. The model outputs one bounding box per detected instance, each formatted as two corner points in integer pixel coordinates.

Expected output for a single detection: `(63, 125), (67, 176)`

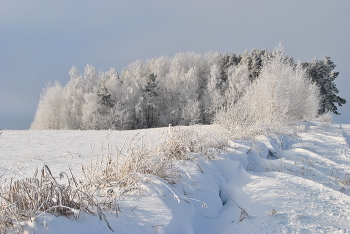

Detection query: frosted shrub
(31, 82), (68, 130)
(215, 45), (320, 138)
(317, 111), (333, 123)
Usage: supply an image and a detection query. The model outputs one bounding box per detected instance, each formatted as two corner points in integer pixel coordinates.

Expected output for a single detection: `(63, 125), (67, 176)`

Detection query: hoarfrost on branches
(31, 45), (344, 130)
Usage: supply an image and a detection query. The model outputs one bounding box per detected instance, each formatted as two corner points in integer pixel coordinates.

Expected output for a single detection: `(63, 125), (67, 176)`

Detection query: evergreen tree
(142, 73), (159, 128)
(237, 46), (293, 82)
(98, 86), (114, 109)
(302, 56), (346, 115)
(238, 49), (270, 82)
(218, 53), (240, 86)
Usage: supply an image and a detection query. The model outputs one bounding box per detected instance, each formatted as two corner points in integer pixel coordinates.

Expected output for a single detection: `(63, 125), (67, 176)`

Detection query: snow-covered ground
(1, 122), (350, 233)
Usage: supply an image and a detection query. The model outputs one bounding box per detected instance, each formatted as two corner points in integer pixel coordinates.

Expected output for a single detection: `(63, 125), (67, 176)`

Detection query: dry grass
(0, 125), (231, 233)
(161, 126), (202, 160)
(83, 125), (229, 189)
(82, 132), (181, 188)
(0, 165), (113, 233)
(161, 125), (230, 160)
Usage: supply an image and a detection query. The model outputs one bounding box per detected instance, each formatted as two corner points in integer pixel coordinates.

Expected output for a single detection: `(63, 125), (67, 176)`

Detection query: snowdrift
(1, 122), (350, 233)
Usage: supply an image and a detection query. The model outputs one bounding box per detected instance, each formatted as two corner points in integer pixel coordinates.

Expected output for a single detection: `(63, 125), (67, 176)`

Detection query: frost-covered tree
(110, 102), (133, 130)
(162, 53), (204, 126)
(205, 64), (224, 120)
(31, 82), (68, 130)
(81, 93), (100, 129)
(98, 86), (114, 109)
(238, 47), (294, 82)
(64, 66), (85, 129)
(218, 53), (240, 84)
(239, 49), (269, 81)
(120, 60), (144, 118)
(302, 57), (346, 115)
(179, 67), (201, 125)
(95, 85), (115, 129)
(100, 68), (121, 102)
(142, 73), (159, 128)
(215, 46), (320, 134)
(225, 64), (250, 106)
(182, 99), (201, 125)
(83, 64), (99, 93)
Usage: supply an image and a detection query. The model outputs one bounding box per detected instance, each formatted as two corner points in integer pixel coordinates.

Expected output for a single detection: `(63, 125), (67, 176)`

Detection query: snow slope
(1, 122), (350, 233)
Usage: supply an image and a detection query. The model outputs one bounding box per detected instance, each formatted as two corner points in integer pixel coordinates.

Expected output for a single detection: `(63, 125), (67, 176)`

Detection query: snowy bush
(215, 45), (320, 137)
(31, 82), (68, 130)
(317, 111), (333, 123)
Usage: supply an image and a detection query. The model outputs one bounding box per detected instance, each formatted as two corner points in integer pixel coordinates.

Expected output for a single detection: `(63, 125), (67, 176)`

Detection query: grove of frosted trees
(31, 45), (345, 130)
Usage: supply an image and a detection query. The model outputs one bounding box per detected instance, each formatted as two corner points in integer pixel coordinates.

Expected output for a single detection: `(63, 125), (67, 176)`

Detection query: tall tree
(31, 82), (67, 130)
(302, 57), (346, 115)
(180, 67), (201, 125)
(142, 73), (159, 128)
(205, 64), (224, 121)
(225, 64), (250, 106)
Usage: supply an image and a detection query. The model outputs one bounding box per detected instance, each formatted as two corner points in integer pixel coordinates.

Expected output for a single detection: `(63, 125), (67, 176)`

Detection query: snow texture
(1, 122), (350, 233)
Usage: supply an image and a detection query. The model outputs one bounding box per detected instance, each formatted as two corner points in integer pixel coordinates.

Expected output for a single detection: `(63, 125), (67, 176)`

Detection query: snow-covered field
(1, 122), (350, 233)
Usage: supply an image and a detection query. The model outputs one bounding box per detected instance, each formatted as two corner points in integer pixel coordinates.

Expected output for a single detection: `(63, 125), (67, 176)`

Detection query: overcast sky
(1, 0), (349, 129)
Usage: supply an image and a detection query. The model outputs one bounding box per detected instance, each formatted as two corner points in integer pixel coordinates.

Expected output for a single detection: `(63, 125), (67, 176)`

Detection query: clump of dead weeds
(0, 165), (113, 233)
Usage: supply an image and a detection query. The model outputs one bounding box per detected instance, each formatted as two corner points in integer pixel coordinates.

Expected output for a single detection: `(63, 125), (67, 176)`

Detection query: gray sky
(1, 0), (349, 129)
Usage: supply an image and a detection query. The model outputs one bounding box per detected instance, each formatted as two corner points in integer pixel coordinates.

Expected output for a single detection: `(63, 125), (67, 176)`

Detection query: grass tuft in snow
(0, 165), (114, 233)
(82, 131), (181, 190)
(161, 125), (230, 160)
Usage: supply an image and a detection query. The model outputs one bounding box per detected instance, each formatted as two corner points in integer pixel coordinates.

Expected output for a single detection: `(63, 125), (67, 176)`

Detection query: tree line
(31, 45), (345, 130)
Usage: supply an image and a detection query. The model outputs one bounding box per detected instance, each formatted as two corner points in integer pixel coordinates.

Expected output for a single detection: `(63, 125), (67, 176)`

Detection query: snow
(1, 122), (350, 233)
